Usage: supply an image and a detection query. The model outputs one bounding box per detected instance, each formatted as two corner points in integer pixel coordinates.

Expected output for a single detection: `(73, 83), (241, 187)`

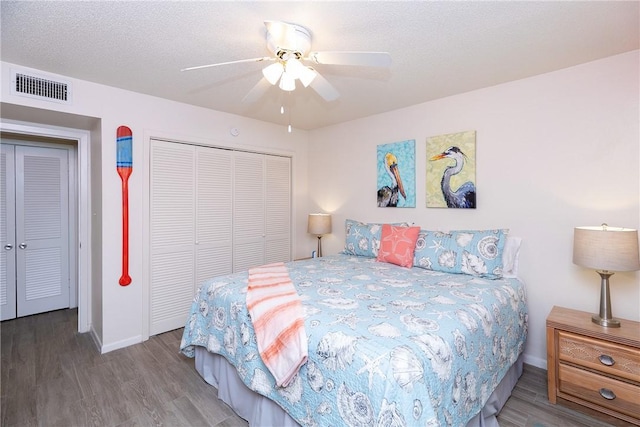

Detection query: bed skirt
(194, 347), (524, 427)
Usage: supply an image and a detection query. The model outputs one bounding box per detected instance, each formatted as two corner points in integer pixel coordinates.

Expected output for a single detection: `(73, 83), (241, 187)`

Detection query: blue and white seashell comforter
(180, 254), (528, 427)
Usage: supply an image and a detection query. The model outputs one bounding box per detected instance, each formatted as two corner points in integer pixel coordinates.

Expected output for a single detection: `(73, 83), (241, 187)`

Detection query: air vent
(11, 69), (72, 104)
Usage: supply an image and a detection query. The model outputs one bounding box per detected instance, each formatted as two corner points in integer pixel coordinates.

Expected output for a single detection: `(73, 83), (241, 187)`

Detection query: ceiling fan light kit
(181, 20), (391, 129)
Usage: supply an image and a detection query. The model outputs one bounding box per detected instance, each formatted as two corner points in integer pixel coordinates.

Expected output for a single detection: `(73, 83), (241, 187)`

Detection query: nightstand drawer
(559, 364), (640, 420)
(558, 331), (640, 383)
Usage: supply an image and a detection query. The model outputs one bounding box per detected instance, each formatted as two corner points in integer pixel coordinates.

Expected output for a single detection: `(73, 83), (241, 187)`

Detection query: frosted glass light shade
(307, 213), (332, 235)
(262, 62), (284, 85)
(279, 71), (296, 91)
(573, 225), (640, 271)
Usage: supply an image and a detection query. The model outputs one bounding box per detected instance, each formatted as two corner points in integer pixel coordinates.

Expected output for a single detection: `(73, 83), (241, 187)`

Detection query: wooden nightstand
(546, 306), (640, 425)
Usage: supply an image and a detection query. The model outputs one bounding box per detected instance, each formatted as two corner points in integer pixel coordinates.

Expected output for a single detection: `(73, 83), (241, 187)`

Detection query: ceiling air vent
(11, 69), (72, 104)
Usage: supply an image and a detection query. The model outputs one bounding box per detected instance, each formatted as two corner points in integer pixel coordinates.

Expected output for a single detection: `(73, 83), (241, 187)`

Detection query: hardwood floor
(1, 309), (633, 427)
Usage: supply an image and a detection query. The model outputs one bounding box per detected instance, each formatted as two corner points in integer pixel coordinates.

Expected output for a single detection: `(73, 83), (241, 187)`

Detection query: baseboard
(89, 326), (102, 353)
(101, 335), (143, 354)
(524, 353), (547, 370)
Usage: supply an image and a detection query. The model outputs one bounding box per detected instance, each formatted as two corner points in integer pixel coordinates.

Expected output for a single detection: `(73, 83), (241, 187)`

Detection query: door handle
(18, 243), (27, 249)
(3, 244), (12, 250)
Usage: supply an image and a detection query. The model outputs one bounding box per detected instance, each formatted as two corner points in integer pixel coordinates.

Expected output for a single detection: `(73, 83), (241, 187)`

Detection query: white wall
(1, 61), (310, 351)
(307, 51), (640, 368)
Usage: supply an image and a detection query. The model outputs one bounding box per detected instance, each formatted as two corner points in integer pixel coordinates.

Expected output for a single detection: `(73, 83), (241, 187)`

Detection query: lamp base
(593, 270), (621, 328)
(591, 314), (621, 328)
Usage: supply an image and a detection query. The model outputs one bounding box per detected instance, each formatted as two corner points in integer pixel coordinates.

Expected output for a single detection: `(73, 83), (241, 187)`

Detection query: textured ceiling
(1, 1), (638, 130)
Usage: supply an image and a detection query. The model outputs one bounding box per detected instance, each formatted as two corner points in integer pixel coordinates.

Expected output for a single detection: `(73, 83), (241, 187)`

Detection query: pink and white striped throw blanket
(246, 262), (308, 387)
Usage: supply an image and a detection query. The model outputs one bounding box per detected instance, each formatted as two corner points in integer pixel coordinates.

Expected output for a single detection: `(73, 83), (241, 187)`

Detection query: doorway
(1, 136), (76, 321)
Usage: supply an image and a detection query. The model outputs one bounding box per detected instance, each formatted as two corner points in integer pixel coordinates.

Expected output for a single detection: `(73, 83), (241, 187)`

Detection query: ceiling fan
(181, 20), (391, 103)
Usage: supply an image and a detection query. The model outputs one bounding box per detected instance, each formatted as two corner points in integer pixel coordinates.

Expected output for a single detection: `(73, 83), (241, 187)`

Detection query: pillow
(501, 236), (522, 278)
(377, 224), (421, 268)
(413, 229), (509, 279)
(343, 219), (409, 258)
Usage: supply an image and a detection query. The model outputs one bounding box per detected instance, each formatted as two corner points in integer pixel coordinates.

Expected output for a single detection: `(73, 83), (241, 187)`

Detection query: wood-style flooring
(1, 309), (634, 427)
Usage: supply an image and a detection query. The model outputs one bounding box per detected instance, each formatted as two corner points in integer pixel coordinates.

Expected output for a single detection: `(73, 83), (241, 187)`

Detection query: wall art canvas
(426, 130), (476, 209)
(377, 139), (416, 208)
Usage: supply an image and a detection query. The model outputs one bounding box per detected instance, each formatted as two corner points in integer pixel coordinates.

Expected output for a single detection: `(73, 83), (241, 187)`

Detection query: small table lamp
(573, 224), (640, 327)
(307, 213), (332, 257)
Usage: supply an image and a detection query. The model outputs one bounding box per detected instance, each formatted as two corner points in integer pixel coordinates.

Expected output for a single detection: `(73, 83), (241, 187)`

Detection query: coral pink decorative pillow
(377, 224), (421, 268)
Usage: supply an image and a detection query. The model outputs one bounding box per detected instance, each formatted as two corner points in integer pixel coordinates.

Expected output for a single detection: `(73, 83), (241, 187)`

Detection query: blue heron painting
(427, 131), (476, 209)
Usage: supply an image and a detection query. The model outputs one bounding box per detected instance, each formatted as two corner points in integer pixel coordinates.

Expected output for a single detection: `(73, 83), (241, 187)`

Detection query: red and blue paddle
(116, 126), (133, 286)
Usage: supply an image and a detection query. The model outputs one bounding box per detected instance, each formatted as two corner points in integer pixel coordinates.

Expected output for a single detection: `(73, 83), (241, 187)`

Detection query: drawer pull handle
(598, 354), (615, 366)
(599, 388), (616, 400)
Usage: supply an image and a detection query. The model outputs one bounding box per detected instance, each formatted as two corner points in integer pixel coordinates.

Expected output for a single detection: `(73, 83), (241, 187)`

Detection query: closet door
(265, 155), (291, 263)
(233, 151), (266, 272)
(195, 146), (233, 284)
(1, 143), (70, 320)
(150, 140), (195, 335)
(233, 152), (292, 271)
(15, 145), (69, 317)
(0, 145), (17, 321)
(149, 142), (292, 335)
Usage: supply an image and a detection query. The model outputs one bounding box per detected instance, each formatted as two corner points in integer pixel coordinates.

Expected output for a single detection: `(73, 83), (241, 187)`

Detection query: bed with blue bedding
(180, 252), (528, 427)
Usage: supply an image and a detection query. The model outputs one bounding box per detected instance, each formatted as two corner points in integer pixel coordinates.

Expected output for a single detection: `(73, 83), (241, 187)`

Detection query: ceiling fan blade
(242, 77), (272, 104)
(181, 57), (273, 72)
(306, 51), (391, 67)
(309, 72), (340, 102)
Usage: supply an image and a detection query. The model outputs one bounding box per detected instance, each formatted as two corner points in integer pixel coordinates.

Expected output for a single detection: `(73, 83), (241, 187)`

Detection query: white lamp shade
(262, 62), (284, 85)
(279, 71), (296, 91)
(573, 226), (640, 272)
(308, 213), (332, 235)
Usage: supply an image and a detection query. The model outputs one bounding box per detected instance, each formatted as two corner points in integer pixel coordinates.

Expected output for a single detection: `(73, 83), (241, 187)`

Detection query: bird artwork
(377, 152), (406, 207)
(430, 146), (476, 209)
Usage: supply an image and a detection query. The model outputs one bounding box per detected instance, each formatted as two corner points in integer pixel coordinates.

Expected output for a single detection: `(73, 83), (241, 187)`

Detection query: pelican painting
(378, 153), (405, 207)
(377, 140), (416, 208)
(426, 131), (476, 209)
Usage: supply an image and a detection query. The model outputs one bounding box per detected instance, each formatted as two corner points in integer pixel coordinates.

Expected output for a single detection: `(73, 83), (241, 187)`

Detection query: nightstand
(546, 306), (640, 425)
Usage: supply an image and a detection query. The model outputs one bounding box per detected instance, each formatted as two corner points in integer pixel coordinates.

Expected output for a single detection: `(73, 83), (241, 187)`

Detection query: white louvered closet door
(233, 151), (292, 271)
(149, 142), (292, 335)
(233, 151), (266, 272)
(150, 140), (196, 335)
(15, 145), (69, 317)
(0, 145), (17, 321)
(265, 155), (291, 264)
(195, 146), (233, 284)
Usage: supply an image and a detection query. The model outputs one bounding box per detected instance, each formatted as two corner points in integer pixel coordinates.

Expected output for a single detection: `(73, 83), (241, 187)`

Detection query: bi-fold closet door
(233, 150), (292, 271)
(149, 140), (291, 335)
(1, 142), (70, 321)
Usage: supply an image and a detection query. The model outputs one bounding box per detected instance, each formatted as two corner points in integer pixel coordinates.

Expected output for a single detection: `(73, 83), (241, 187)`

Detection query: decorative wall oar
(116, 126), (133, 286)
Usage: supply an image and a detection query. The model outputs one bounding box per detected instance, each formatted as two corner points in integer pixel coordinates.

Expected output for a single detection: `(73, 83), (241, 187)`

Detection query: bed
(180, 224), (528, 427)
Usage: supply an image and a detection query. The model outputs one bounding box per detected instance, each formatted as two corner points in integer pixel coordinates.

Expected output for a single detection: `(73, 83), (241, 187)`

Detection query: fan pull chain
(286, 92), (293, 133)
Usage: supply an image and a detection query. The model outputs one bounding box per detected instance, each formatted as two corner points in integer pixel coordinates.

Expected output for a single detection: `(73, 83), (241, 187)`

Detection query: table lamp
(573, 224), (640, 327)
(307, 213), (332, 257)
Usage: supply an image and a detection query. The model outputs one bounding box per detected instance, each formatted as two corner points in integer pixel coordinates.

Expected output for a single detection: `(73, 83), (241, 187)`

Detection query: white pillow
(502, 236), (522, 278)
